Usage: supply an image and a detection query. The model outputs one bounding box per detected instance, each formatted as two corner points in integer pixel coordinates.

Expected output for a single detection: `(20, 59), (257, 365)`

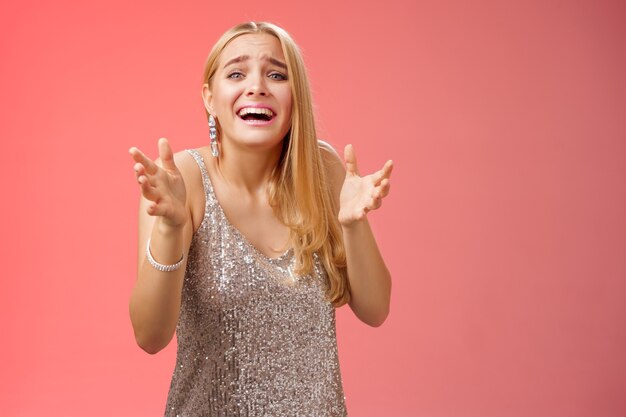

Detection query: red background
(1, 0), (625, 416)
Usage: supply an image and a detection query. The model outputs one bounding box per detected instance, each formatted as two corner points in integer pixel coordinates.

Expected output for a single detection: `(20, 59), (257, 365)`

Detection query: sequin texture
(164, 149), (347, 416)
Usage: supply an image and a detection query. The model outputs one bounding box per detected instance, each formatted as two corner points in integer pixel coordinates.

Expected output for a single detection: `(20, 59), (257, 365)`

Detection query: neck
(215, 139), (284, 195)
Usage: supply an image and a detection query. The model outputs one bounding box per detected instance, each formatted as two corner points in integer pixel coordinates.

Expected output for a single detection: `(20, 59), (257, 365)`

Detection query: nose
(245, 71), (268, 97)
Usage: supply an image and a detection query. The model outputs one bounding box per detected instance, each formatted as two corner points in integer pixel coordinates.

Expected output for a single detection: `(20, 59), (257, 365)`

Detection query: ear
(201, 83), (215, 115)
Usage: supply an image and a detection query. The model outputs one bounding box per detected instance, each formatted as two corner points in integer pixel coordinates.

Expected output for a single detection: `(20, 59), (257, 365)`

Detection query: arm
(128, 138), (195, 354)
(319, 141), (393, 327)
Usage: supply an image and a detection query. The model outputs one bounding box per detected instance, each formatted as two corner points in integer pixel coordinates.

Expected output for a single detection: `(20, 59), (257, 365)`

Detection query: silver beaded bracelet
(146, 238), (184, 272)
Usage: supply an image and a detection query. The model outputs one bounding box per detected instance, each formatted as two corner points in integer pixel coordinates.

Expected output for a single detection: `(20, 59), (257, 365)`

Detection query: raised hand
(338, 144), (393, 226)
(129, 138), (187, 228)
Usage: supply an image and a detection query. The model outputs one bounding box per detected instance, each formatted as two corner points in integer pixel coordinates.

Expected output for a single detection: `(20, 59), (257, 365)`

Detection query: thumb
(344, 144), (360, 176)
(158, 137), (178, 171)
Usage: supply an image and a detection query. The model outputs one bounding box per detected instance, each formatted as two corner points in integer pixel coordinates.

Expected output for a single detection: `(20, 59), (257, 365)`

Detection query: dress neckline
(191, 148), (293, 263)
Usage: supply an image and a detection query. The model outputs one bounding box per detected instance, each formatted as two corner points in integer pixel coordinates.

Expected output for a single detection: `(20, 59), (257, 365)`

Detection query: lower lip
(238, 116), (276, 126)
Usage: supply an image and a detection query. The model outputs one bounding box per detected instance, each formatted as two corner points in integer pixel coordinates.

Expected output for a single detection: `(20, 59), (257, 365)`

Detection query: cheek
(213, 86), (239, 116)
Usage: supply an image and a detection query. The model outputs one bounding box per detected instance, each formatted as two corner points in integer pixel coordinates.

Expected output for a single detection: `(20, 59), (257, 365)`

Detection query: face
(203, 33), (292, 152)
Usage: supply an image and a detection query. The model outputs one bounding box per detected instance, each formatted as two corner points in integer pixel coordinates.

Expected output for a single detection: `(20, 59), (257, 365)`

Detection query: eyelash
(226, 71), (288, 81)
(269, 72), (287, 81)
(227, 71), (244, 79)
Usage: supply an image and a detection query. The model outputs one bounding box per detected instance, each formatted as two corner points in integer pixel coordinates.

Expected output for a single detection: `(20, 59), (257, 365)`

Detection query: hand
(129, 138), (187, 228)
(338, 144), (393, 227)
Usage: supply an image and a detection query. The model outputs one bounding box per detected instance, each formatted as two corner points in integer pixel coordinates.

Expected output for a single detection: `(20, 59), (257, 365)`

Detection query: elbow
(369, 277), (392, 327)
(366, 309), (389, 328)
(352, 302), (390, 328)
(130, 314), (172, 355)
(135, 333), (169, 355)
(350, 287), (391, 328)
(129, 300), (174, 355)
(137, 338), (162, 355)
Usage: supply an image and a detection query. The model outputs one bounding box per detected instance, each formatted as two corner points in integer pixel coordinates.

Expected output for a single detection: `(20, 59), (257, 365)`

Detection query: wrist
(146, 218), (185, 269)
(340, 216), (369, 232)
(154, 217), (185, 237)
(146, 237), (184, 272)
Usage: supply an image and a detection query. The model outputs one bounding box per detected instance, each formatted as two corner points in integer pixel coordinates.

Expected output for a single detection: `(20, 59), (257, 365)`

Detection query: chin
(233, 131), (286, 150)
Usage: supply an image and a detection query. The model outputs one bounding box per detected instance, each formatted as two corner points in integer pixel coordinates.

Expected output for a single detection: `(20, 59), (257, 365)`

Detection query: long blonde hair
(201, 22), (350, 307)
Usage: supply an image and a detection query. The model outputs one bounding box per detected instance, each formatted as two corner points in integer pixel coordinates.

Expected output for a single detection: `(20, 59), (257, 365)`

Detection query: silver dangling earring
(209, 114), (219, 157)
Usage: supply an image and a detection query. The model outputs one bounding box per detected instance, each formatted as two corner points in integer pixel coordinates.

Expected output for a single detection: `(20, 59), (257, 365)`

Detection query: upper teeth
(238, 107), (274, 117)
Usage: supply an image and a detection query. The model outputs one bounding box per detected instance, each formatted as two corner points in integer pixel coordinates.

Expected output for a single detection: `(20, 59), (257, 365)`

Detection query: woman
(129, 21), (393, 416)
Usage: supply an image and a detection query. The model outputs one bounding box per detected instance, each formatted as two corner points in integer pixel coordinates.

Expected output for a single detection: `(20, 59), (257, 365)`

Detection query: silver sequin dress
(164, 149), (348, 416)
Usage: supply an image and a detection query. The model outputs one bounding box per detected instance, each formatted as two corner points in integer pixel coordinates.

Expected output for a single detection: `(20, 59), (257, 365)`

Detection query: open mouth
(237, 107), (275, 124)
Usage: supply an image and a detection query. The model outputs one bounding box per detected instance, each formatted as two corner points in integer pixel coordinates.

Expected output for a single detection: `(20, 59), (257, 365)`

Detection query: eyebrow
(223, 55), (288, 70)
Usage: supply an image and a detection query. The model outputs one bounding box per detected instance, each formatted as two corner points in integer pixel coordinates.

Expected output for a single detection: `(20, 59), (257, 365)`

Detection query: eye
(227, 71), (244, 79)
(268, 72), (288, 81)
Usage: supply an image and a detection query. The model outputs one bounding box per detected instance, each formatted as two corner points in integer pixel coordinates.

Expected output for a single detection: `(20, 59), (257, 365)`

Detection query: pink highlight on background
(1, 0), (625, 416)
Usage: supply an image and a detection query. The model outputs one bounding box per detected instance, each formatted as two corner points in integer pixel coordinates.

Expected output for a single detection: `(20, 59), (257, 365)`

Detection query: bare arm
(128, 138), (195, 354)
(320, 141), (393, 327)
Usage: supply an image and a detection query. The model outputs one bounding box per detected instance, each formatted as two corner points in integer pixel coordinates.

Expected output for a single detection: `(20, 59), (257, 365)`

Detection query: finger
(138, 176), (159, 201)
(158, 138), (178, 171)
(378, 179), (391, 198)
(137, 171), (157, 187)
(134, 164), (157, 187)
(368, 195), (383, 211)
(147, 201), (174, 219)
(146, 202), (161, 216)
(129, 147), (159, 175)
(134, 162), (148, 179)
(343, 144), (360, 176)
(372, 160), (394, 185)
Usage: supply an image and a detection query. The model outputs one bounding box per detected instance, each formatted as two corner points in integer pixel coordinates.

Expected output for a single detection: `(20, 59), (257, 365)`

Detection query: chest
(219, 195), (291, 259)
(190, 177), (290, 260)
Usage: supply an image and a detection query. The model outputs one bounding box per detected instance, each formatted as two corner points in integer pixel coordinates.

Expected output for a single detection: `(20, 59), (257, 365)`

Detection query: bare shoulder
(153, 148), (202, 189)
(172, 149), (201, 181)
(318, 139), (340, 159)
(318, 139), (345, 183)
(317, 140), (345, 210)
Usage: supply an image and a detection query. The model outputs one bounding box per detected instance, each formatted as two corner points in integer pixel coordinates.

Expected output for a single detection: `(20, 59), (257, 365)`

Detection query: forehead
(218, 33), (285, 65)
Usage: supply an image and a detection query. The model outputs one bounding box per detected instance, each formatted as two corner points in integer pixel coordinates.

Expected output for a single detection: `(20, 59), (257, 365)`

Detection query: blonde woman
(129, 21), (393, 416)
